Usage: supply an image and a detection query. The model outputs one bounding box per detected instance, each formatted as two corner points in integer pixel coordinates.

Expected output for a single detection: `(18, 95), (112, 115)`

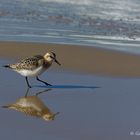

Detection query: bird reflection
(2, 88), (59, 121)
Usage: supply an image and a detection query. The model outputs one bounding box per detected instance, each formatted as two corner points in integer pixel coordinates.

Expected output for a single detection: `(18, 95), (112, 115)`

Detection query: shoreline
(0, 41), (140, 77)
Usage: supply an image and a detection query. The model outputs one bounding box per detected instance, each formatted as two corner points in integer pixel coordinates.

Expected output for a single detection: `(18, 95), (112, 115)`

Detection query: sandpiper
(4, 52), (61, 88)
(2, 89), (59, 121)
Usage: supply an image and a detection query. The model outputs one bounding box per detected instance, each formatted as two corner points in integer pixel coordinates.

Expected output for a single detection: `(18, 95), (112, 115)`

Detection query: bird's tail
(1, 105), (10, 108)
(3, 65), (11, 68)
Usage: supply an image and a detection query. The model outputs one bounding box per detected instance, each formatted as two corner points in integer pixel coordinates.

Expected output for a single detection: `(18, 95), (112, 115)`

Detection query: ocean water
(0, 0), (140, 54)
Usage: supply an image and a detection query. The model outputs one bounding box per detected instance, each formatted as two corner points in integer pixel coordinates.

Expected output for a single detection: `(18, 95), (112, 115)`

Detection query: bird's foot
(28, 85), (32, 88)
(45, 83), (52, 86)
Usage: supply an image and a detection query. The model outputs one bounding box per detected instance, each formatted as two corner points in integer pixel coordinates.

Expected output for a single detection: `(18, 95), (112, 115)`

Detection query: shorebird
(4, 52), (61, 88)
(2, 89), (59, 121)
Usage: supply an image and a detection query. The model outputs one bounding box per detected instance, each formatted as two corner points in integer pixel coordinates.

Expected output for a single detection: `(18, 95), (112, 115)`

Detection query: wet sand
(0, 41), (140, 77)
(0, 41), (140, 140)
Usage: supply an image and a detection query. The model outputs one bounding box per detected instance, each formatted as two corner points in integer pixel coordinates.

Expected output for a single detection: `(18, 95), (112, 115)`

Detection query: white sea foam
(0, 0), (140, 54)
(39, 0), (93, 5)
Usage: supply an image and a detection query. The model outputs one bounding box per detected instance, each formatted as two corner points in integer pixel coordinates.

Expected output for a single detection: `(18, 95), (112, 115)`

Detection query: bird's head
(43, 112), (60, 121)
(44, 52), (61, 65)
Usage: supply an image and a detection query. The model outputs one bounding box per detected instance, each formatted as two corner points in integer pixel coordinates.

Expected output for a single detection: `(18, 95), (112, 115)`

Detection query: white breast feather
(17, 66), (46, 77)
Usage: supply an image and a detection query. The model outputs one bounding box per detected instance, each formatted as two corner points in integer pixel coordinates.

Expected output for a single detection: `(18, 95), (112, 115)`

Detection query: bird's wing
(11, 55), (44, 70)
(3, 104), (42, 117)
(22, 107), (41, 117)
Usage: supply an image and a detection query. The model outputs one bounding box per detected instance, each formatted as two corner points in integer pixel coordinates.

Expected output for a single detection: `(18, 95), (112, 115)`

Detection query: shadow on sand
(2, 84), (100, 121)
(33, 85), (100, 89)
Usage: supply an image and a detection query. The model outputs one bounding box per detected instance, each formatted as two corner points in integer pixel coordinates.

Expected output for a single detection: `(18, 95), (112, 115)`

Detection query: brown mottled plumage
(7, 55), (51, 70)
(4, 52), (61, 88)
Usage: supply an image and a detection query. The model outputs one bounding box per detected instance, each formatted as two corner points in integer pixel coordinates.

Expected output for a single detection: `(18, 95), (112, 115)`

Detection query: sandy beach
(0, 41), (140, 140)
(1, 0), (140, 139)
(1, 41), (140, 77)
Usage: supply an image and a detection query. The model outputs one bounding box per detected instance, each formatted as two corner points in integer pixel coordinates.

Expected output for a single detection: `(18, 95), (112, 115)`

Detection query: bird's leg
(36, 76), (52, 86)
(35, 89), (52, 96)
(25, 77), (32, 88)
(24, 87), (30, 97)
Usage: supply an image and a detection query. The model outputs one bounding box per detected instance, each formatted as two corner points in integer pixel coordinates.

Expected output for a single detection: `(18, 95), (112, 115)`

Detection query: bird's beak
(55, 58), (61, 66)
(54, 112), (60, 117)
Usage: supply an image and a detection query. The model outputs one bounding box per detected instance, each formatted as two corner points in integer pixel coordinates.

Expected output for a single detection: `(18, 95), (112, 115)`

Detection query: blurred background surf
(0, 0), (140, 54)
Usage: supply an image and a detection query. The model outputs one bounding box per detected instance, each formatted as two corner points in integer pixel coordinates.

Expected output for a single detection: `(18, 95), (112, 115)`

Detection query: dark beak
(55, 58), (61, 66)
(54, 112), (60, 117)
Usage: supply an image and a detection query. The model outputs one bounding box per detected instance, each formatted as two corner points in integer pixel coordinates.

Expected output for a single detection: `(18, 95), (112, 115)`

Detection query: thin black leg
(25, 77), (31, 88)
(25, 87), (30, 97)
(35, 89), (52, 96)
(36, 76), (52, 86)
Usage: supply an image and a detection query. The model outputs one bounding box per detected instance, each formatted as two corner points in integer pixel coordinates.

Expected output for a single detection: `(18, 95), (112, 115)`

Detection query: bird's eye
(50, 56), (54, 59)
